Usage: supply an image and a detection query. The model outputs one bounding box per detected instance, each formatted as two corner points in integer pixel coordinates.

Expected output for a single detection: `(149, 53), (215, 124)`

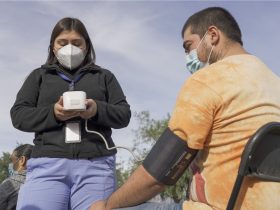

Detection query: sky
(0, 1), (280, 165)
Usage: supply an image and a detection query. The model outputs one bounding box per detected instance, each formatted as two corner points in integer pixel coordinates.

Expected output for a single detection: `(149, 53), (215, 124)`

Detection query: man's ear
(207, 25), (220, 45)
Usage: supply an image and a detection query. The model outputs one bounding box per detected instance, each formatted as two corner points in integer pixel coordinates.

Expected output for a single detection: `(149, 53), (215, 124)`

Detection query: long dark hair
(46, 17), (96, 65)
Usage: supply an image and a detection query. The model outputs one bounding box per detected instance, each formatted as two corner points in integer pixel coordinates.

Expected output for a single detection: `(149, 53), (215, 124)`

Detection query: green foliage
(134, 111), (169, 143)
(116, 162), (130, 187)
(130, 111), (169, 163)
(0, 152), (11, 183)
(116, 111), (190, 202)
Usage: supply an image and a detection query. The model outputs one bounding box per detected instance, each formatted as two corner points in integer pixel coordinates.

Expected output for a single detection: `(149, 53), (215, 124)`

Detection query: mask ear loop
(207, 45), (214, 64)
(196, 31), (208, 52)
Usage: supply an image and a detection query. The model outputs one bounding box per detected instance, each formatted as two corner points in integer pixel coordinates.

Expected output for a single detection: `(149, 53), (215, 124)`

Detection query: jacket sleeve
(0, 180), (11, 209)
(93, 72), (131, 129)
(10, 69), (62, 133)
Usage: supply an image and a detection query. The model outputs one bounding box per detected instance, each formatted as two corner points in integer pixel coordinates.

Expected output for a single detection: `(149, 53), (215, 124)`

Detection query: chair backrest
(226, 122), (280, 210)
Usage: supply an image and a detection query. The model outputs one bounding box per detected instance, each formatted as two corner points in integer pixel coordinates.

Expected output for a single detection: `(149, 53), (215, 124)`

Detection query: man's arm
(105, 165), (165, 209)
(103, 127), (198, 209)
(90, 127), (198, 210)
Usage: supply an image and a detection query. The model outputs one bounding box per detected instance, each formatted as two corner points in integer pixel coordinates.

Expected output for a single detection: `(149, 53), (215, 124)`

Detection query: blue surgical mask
(185, 31), (214, 74)
(8, 157), (20, 177)
(8, 163), (15, 177)
(185, 49), (206, 74)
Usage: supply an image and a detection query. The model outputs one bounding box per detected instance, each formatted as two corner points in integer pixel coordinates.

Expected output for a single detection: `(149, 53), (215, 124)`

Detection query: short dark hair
(181, 7), (243, 46)
(14, 144), (33, 160)
(46, 17), (96, 65)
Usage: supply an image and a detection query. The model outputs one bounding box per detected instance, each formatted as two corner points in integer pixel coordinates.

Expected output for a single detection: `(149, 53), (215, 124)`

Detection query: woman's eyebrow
(56, 39), (68, 42)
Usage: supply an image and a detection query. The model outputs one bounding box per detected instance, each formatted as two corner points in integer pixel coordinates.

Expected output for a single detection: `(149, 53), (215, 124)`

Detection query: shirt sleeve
(10, 69), (62, 133)
(93, 72), (131, 129)
(0, 180), (11, 209)
(168, 78), (222, 150)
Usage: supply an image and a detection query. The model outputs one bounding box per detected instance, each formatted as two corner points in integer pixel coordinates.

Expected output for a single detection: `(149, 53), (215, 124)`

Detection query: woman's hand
(54, 97), (80, 121)
(79, 99), (98, 120)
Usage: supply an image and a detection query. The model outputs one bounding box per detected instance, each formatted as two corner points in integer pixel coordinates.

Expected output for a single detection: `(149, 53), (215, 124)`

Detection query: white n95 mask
(55, 44), (85, 70)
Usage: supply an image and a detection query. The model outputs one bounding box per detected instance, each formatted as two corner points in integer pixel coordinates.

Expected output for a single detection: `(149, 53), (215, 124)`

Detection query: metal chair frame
(226, 122), (280, 210)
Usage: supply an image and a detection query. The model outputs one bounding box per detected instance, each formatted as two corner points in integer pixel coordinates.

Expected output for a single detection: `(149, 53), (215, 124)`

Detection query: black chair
(226, 122), (280, 210)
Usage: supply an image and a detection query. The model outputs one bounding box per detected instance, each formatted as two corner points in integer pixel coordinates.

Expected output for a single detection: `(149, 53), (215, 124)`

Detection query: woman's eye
(57, 41), (67, 46)
(72, 41), (82, 47)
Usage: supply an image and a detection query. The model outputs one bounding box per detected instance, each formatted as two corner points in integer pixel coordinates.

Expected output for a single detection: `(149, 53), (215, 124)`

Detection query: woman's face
(53, 30), (87, 53)
(10, 152), (26, 172)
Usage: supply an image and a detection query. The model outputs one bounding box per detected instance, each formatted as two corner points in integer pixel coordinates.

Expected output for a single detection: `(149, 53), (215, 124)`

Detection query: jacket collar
(41, 62), (102, 74)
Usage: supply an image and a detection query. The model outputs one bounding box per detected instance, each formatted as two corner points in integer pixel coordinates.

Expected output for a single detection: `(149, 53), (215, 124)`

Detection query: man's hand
(101, 165), (165, 209)
(89, 200), (107, 210)
(54, 97), (80, 121)
(79, 99), (97, 120)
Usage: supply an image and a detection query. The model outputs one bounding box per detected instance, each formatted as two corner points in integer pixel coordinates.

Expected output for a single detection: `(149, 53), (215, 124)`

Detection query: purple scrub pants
(16, 156), (116, 210)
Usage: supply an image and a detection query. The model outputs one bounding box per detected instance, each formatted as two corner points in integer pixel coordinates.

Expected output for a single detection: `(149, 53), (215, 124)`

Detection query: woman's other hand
(79, 99), (97, 120)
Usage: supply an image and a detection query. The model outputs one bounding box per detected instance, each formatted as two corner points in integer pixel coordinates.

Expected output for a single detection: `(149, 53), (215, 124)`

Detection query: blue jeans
(16, 156), (116, 210)
(113, 202), (183, 210)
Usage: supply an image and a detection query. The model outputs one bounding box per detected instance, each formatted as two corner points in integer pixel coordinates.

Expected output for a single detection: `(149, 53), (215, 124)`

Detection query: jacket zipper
(72, 144), (77, 159)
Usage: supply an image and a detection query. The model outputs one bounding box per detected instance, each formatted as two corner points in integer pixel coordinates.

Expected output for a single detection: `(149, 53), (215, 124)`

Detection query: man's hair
(181, 7), (243, 46)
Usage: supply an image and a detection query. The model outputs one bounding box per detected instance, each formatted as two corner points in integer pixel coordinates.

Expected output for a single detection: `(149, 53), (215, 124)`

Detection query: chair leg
(226, 174), (244, 210)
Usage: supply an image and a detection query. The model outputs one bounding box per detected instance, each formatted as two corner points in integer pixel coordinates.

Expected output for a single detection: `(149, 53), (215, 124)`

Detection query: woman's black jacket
(10, 63), (131, 159)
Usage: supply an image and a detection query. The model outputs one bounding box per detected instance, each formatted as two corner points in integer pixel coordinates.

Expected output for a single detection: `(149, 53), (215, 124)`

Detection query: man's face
(183, 27), (201, 54)
(183, 27), (209, 63)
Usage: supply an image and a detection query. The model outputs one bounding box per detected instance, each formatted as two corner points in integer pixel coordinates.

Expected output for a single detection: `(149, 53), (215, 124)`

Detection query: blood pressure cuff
(143, 128), (198, 185)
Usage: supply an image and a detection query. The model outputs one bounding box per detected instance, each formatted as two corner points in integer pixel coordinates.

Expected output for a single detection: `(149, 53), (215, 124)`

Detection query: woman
(10, 17), (131, 210)
(0, 144), (33, 210)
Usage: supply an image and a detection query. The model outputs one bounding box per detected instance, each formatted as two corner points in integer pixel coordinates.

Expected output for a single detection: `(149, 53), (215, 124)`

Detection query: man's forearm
(106, 165), (165, 209)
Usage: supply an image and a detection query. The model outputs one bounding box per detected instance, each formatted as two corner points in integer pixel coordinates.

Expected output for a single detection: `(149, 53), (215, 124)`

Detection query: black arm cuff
(143, 128), (198, 185)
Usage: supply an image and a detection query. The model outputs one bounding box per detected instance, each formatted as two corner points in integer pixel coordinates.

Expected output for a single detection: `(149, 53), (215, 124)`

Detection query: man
(0, 144), (33, 210)
(91, 7), (280, 210)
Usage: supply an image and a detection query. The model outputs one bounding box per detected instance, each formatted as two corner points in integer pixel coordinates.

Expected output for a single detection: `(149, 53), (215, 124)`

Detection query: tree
(117, 111), (190, 203)
(116, 162), (130, 188)
(0, 152), (11, 183)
